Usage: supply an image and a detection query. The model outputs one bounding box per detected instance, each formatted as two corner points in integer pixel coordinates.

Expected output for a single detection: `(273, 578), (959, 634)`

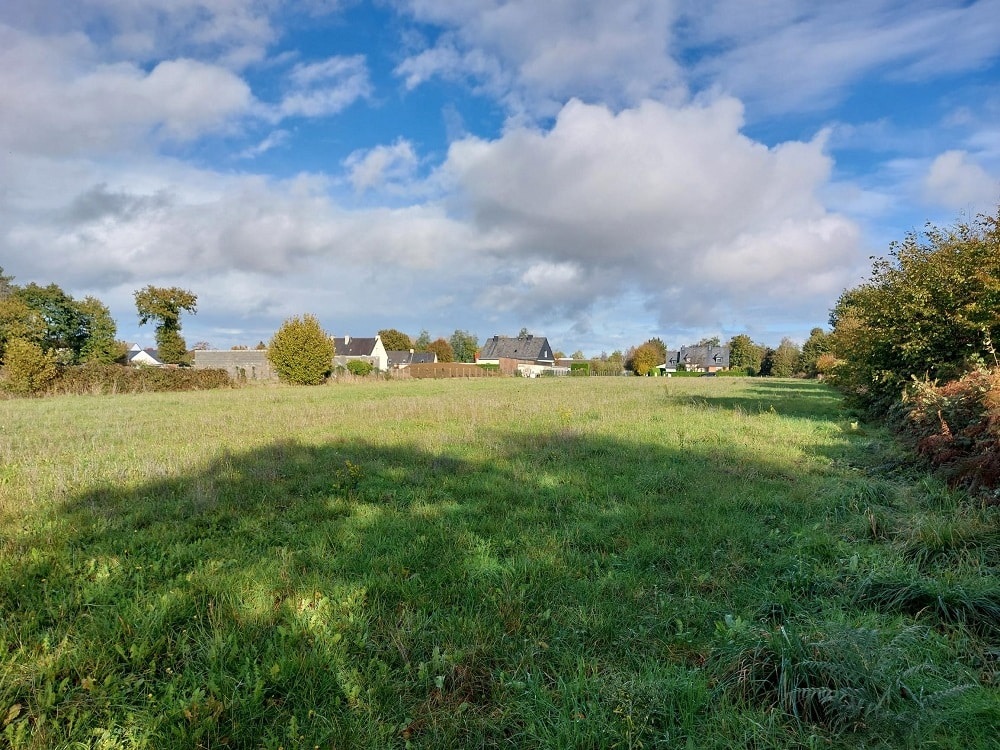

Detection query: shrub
(0, 338), (58, 395)
(899, 369), (1000, 491)
(267, 315), (335, 385)
(49, 363), (232, 395)
(345, 359), (374, 377)
(570, 362), (591, 376)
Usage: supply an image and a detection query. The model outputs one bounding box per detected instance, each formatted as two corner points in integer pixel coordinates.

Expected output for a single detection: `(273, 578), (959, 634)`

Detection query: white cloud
(396, 0), (684, 112)
(923, 150), (1000, 211)
(682, 0), (1000, 113)
(442, 97), (864, 326)
(343, 140), (419, 192)
(0, 25), (253, 154)
(277, 55), (372, 118)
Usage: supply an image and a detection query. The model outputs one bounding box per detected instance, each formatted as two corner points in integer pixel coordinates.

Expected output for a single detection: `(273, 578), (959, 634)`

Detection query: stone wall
(193, 350), (276, 380)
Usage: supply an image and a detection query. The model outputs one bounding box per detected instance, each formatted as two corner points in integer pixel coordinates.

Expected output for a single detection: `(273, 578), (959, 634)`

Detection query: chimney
(344, 335), (350, 344)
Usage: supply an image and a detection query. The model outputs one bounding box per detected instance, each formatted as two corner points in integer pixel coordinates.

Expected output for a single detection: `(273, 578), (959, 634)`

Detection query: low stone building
(193, 349), (275, 380)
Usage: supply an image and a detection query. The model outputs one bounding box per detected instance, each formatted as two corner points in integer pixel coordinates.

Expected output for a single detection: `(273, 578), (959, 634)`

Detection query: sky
(2, 0), (999, 356)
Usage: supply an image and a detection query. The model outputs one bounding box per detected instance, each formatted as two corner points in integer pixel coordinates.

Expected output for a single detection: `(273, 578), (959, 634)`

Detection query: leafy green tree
(414, 330), (431, 351)
(15, 283), (87, 361)
(0, 338), (58, 395)
(267, 314), (335, 385)
(426, 337), (454, 362)
(830, 207), (1000, 411)
(800, 327), (831, 377)
(571, 350), (585, 359)
(0, 296), (45, 363)
(518, 327), (531, 338)
(697, 335), (721, 347)
(728, 334), (763, 375)
(769, 337), (802, 377)
(450, 329), (479, 363)
(378, 328), (413, 351)
(134, 286), (197, 364)
(77, 296), (120, 364)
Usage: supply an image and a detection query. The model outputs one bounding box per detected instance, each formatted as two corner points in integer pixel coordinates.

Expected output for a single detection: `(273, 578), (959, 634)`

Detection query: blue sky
(2, 1), (999, 356)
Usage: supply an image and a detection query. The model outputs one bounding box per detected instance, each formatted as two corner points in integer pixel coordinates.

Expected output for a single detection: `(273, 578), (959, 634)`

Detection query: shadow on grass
(0, 422), (965, 747)
(666, 379), (845, 421)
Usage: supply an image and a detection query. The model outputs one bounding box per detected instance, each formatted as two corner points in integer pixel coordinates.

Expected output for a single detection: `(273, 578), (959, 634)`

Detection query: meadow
(1, 377), (997, 748)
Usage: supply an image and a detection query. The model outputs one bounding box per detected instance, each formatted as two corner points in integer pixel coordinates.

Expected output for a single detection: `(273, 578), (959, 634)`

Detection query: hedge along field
(1, 378), (997, 748)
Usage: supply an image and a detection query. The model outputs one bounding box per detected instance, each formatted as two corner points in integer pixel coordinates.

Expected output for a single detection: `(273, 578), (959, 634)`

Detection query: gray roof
(478, 335), (555, 363)
(332, 337), (377, 357)
(386, 350), (437, 367)
(668, 345), (730, 368)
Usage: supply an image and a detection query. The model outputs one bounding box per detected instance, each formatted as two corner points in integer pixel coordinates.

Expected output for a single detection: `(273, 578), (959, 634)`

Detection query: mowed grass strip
(0, 377), (996, 748)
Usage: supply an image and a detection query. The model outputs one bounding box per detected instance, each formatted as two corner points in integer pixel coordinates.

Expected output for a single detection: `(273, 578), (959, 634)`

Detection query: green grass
(1, 377), (997, 748)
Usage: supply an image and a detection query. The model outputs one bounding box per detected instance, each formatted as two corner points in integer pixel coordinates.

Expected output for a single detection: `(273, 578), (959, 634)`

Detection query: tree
(134, 286), (197, 364)
(0, 338), (58, 395)
(571, 350), (585, 360)
(829, 207), (1000, 412)
(414, 330), (431, 351)
(450, 329), (479, 363)
(630, 342), (661, 375)
(378, 328), (412, 351)
(645, 337), (668, 363)
(800, 327), (831, 377)
(697, 336), (721, 347)
(769, 337), (802, 377)
(15, 283), (87, 361)
(518, 327), (531, 338)
(426, 337), (454, 362)
(77, 296), (121, 364)
(267, 315), (335, 385)
(0, 267), (15, 299)
(728, 334), (763, 375)
(0, 296), (45, 363)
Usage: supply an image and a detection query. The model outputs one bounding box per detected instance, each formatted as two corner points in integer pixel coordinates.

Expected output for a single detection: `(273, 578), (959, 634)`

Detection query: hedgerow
(45, 363), (233, 396)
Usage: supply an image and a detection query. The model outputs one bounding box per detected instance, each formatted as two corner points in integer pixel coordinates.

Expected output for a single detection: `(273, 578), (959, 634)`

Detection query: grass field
(1, 377), (997, 748)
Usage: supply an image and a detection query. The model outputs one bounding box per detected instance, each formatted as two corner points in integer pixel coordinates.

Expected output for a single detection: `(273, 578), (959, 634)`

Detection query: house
(332, 335), (389, 372)
(126, 343), (164, 367)
(477, 334), (556, 376)
(386, 350), (437, 369)
(661, 345), (731, 373)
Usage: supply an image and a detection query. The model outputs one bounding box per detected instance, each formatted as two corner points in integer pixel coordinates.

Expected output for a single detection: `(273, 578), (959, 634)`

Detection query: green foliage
(570, 362), (591, 376)
(0, 338), (58, 395)
(0, 296), (45, 362)
(475, 362), (500, 372)
(345, 359), (374, 376)
(728, 334), (764, 375)
(449, 329), (479, 363)
(426, 337), (454, 363)
(414, 329), (431, 351)
(571, 349), (585, 360)
(0, 266), (15, 298)
(50, 363), (232, 395)
(830, 207), (1000, 412)
(697, 335), (721, 347)
(76, 296), (120, 364)
(768, 337), (802, 377)
(713, 623), (968, 738)
(267, 314), (335, 385)
(134, 286), (198, 365)
(378, 328), (412, 351)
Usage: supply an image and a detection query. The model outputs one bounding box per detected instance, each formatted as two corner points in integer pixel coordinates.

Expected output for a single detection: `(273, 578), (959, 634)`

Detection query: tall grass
(1, 378), (996, 748)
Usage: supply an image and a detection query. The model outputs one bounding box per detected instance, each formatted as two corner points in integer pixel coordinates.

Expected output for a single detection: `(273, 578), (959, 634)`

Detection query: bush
(1, 338), (58, 395)
(345, 359), (374, 377)
(49, 363), (232, 395)
(267, 315), (335, 385)
(570, 362), (591, 376)
(899, 368), (1000, 491)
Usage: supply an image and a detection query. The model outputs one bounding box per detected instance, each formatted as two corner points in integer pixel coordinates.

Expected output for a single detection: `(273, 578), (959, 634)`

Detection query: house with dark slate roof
(332, 335), (388, 371)
(662, 345), (730, 373)
(386, 350), (437, 369)
(477, 334), (556, 375)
